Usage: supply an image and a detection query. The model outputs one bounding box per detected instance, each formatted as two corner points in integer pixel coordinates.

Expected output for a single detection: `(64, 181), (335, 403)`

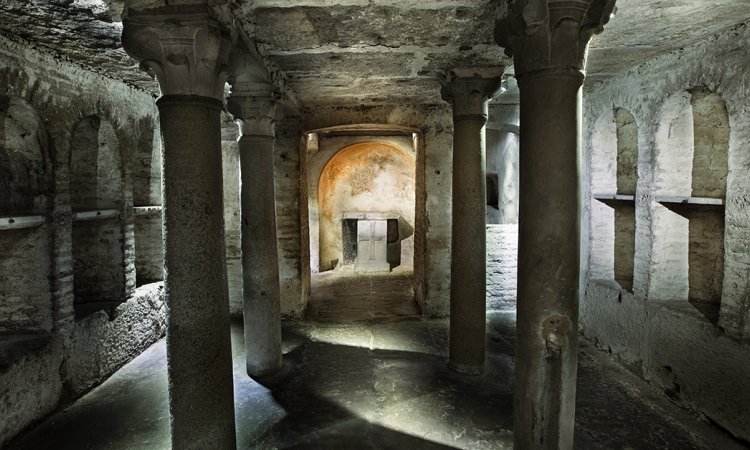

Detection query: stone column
(227, 52), (283, 380)
(441, 68), (503, 375)
(122, 10), (236, 450)
(496, 1), (614, 448)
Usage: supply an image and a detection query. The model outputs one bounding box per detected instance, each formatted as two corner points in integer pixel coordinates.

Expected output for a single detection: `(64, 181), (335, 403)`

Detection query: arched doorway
(303, 127), (423, 322)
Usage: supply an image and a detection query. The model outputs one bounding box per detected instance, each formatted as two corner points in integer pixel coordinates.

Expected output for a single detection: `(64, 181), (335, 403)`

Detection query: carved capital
(440, 68), (504, 119)
(122, 9), (232, 101)
(227, 87), (279, 138)
(495, 0), (615, 76)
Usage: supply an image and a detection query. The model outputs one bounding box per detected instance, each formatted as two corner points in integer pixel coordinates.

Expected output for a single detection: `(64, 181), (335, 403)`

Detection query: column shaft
(449, 116), (488, 374)
(514, 69), (583, 450)
(239, 134), (282, 378)
(157, 96), (236, 450)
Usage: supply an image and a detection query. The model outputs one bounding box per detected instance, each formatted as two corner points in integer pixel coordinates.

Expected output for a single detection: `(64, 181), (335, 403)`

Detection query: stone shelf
(72, 209), (119, 222)
(592, 193), (635, 202)
(0, 214), (46, 230)
(655, 195), (724, 206)
(134, 206), (163, 216)
(592, 193), (635, 209)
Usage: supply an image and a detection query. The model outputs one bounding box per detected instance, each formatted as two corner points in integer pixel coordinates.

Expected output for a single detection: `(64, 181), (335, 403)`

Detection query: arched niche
(317, 141), (416, 272)
(70, 116), (123, 210)
(132, 122), (164, 286)
(589, 107), (638, 292)
(690, 88), (729, 198)
(0, 95), (54, 334)
(654, 92), (694, 196)
(0, 95), (49, 215)
(614, 108), (638, 196)
(651, 88), (728, 323)
(70, 115), (126, 314)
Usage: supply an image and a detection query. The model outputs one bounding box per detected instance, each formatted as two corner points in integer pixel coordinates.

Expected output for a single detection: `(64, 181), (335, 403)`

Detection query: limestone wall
(581, 21), (750, 442)
(486, 224), (517, 310)
(0, 34), (165, 446)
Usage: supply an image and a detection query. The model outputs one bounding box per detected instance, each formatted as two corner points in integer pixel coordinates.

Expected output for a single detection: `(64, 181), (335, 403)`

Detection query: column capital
(226, 49), (280, 137)
(227, 88), (280, 138)
(495, 0), (615, 77)
(440, 68), (504, 120)
(122, 8), (232, 101)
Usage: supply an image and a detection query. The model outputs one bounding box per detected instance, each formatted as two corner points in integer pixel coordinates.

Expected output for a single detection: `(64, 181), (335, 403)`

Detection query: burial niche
(70, 115), (126, 316)
(653, 89), (728, 323)
(590, 107), (638, 292)
(0, 95), (53, 333)
(132, 121), (163, 286)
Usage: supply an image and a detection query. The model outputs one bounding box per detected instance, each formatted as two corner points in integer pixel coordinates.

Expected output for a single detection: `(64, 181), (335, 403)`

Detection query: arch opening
(652, 89), (729, 323)
(70, 115), (126, 316)
(0, 95), (54, 334)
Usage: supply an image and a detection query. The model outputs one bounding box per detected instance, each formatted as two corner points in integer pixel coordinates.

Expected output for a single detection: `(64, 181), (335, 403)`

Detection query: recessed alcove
(315, 140), (415, 273)
(590, 107), (638, 292)
(0, 95), (53, 334)
(70, 115), (126, 317)
(304, 126), (421, 322)
(132, 123), (163, 287)
(652, 89), (729, 323)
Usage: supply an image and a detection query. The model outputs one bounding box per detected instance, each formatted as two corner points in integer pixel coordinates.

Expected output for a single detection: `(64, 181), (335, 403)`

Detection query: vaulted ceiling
(1, 0), (749, 109)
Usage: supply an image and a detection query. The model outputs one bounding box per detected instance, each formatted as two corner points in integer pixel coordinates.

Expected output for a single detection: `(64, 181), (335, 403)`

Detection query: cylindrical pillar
(495, 2), (614, 447)
(123, 11), (238, 449)
(157, 96), (236, 449)
(442, 69), (503, 375)
(238, 131), (283, 378)
(514, 68), (584, 450)
(450, 114), (489, 374)
(225, 53), (284, 381)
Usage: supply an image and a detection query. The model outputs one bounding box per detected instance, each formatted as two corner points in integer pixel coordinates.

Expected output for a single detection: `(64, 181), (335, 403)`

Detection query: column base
(248, 359), (293, 388)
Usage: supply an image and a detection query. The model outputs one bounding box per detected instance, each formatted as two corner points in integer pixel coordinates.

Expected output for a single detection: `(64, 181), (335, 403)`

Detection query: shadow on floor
(8, 314), (746, 449)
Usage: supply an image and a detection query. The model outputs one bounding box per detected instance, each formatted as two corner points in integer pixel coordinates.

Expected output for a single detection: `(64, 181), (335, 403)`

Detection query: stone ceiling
(1, 1), (749, 109)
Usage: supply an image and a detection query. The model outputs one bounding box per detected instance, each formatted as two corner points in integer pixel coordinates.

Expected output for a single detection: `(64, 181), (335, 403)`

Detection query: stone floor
(306, 269), (421, 323)
(7, 272), (747, 449)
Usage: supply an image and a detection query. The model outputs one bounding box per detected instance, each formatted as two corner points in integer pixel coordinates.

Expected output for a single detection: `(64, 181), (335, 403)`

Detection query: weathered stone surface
(582, 20), (750, 442)
(0, 29), (166, 447)
(64, 283), (166, 394)
(0, 337), (63, 449)
(586, 0), (750, 83)
(486, 224), (517, 311)
(0, 0), (154, 91)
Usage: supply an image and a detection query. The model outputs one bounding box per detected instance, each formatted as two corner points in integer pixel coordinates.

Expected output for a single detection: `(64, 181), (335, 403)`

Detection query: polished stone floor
(8, 273), (746, 449)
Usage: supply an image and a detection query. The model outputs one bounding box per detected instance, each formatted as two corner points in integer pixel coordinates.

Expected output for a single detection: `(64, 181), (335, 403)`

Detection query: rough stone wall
(134, 208), (163, 285)
(302, 104), (453, 317)
(221, 139), (242, 316)
(486, 224), (517, 310)
(0, 226), (53, 333)
(581, 21), (750, 442)
(274, 117), (306, 318)
(690, 89), (729, 198)
(0, 34), (165, 445)
(72, 218), (125, 305)
(0, 338), (64, 448)
(485, 103), (519, 312)
(221, 116), (306, 318)
(63, 283), (166, 395)
(486, 103), (519, 225)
